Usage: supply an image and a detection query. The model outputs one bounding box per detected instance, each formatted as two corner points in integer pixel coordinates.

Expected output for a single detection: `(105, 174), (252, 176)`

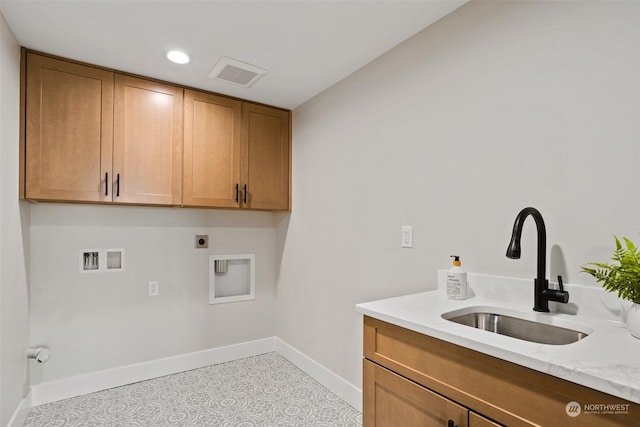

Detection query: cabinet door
(113, 74), (183, 205)
(183, 90), (242, 208)
(241, 103), (290, 210)
(25, 53), (113, 202)
(470, 412), (503, 427)
(364, 359), (468, 427)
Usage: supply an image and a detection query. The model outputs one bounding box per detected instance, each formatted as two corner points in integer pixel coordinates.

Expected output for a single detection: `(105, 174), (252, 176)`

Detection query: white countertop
(355, 271), (640, 404)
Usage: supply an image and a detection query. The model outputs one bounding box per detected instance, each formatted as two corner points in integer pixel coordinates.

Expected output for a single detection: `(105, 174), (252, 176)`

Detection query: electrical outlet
(402, 226), (413, 248)
(195, 235), (208, 249)
(149, 281), (159, 296)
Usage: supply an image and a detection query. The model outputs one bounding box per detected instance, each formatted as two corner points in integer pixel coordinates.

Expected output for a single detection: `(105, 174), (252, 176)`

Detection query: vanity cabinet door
(364, 359), (468, 427)
(25, 53), (113, 202)
(470, 412), (503, 427)
(113, 74), (183, 205)
(240, 103), (290, 210)
(183, 89), (242, 208)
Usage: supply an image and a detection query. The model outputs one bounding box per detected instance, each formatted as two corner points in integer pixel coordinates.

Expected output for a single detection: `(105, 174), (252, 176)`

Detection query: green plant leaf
(582, 235), (640, 304)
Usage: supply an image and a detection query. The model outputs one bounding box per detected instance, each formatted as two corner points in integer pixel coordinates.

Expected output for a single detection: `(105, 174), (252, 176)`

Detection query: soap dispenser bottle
(447, 255), (468, 300)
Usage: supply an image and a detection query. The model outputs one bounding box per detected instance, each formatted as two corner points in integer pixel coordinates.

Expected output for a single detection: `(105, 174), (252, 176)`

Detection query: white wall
(29, 205), (277, 384)
(276, 0), (640, 390)
(0, 11), (30, 426)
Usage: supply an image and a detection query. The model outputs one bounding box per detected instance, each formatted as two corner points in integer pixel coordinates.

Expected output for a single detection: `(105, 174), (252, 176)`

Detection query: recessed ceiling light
(166, 50), (191, 64)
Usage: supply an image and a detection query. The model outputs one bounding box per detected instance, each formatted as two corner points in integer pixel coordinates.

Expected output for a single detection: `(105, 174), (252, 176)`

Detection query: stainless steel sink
(444, 311), (589, 345)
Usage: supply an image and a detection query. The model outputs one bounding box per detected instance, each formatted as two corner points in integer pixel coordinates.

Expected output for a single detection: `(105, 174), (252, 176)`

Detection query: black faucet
(506, 207), (569, 312)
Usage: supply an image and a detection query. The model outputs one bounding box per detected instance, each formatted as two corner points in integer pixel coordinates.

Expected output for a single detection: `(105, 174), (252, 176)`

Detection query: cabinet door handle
(447, 420), (455, 427)
(116, 174), (120, 197)
(243, 184), (247, 204)
(235, 184), (239, 203)
(105, 172), (109, 196)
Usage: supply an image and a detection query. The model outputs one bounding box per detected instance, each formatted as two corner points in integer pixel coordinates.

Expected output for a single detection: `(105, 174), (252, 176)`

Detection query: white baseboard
(8, 394), (31, 427)
(23, 336), (363, 416)
(274, 338), (362, 412)
(29, 337), (276, 407)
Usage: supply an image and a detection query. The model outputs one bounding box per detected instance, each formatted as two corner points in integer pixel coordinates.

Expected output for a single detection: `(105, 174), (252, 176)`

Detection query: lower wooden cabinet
(469, 412), (502, 427)
(363, 316), (639, 427)
(364, 359), (469, 427)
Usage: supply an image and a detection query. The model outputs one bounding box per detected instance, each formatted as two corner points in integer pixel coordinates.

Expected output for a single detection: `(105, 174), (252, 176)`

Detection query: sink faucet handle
(542, 276), (570, 304)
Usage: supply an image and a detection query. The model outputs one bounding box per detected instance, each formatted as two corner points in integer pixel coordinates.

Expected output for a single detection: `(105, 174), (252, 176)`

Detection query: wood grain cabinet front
(23, 51), (290, 210)
(113, 74), (183, 206)
(183, 95), (291, 210)
(25, 53), (114, 202)
(469, 412), (503, 427)
(183, 89), (242, 208)
(241, 102), (290, 210)
(364, 359), (468, 427)
(363, 316), (639, 427)
(25, 53), (183, 206)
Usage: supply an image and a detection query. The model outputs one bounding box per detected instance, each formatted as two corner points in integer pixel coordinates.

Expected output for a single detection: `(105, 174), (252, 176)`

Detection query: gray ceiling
(0, 0), (467, 109)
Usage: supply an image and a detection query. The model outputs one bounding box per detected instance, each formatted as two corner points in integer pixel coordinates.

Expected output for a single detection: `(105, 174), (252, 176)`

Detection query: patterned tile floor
(23, 352), (362, 426)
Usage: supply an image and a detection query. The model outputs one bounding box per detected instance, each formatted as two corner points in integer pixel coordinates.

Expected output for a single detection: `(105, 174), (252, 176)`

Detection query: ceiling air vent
(208, 56), (268, 88)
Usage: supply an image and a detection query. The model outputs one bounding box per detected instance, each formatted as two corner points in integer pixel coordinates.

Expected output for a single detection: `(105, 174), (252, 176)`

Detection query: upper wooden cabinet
(241, 103), (290, 210)
(22, 51), (291, 211)
(183, 89), (242, 208)
(113, 75), (183, 205)
(183, 92), (290, 210)
(25, 53), (114, 202)
(25, 53), (183, 206)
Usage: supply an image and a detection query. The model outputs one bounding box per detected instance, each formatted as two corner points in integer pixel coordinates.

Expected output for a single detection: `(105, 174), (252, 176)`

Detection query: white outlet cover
(149, 281), (159, 296)
(402, 225), (413, 248)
